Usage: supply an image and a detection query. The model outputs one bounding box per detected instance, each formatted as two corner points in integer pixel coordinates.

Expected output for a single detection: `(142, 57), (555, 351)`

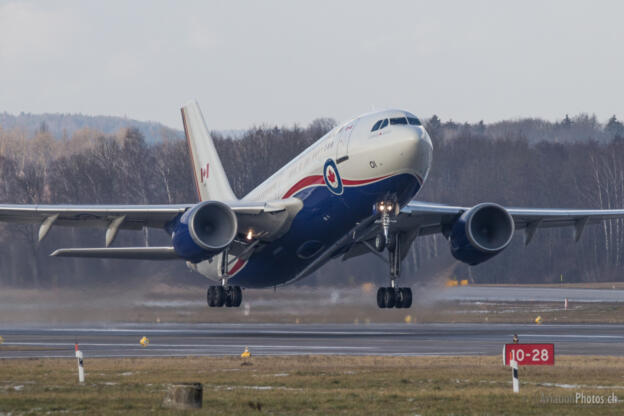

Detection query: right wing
(0, 198), (303, 259)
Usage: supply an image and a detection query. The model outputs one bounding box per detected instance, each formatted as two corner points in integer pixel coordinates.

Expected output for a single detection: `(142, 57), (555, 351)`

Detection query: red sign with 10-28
(503, 344), (555, 366)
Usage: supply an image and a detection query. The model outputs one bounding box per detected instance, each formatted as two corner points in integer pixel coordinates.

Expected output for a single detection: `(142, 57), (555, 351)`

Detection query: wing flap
(51, 247), (179, 260)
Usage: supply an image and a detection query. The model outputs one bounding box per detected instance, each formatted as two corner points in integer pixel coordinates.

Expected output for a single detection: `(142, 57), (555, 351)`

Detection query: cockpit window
(407, 117), (422, 126)
(390, 117), (408, 125)
(371, 119), (382, 132)
(379, 119), (388, 129)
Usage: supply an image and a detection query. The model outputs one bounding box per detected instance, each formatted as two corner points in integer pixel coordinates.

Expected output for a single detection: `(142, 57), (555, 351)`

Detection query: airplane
(2, 101), (624, 309)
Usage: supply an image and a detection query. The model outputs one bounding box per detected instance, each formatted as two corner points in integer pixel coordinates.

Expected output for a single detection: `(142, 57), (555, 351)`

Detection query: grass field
(1, 355), (623, 415)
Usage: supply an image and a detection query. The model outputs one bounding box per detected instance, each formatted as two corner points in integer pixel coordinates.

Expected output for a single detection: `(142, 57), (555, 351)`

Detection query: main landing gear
(374, 200), (412, 309)
(377, 287), (412, 308)
(207, 285), (242, 307)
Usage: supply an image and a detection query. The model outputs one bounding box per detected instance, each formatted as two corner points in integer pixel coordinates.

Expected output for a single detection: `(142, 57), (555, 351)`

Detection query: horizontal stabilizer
(51, 247), (179, 260)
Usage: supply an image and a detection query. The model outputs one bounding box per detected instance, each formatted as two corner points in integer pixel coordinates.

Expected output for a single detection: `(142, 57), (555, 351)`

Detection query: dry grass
(1, 355), (624, 415)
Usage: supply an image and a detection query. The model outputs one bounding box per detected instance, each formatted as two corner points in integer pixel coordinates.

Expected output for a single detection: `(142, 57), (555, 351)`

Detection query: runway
(434, 286), (624, 302)
(1, 323), (624, 359)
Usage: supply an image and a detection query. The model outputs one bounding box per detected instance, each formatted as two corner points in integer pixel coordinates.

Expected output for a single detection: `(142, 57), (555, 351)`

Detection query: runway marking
(0, 352), (484, 359)
(519, 334), (624, 339)
(2, 342), (374, 350)
(30, 329), (413, 336)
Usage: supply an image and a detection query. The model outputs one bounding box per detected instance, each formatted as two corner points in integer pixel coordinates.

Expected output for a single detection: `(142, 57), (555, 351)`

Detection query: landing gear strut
(207, 285), (242, 307)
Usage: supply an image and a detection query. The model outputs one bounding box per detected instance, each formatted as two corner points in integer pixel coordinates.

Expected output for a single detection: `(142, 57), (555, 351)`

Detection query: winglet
(181, 100), (237, 202)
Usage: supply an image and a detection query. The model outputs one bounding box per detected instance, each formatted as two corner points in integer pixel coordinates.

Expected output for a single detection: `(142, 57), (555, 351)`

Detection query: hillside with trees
(1, 113), (624, 288)
(0, 112), (184, 144)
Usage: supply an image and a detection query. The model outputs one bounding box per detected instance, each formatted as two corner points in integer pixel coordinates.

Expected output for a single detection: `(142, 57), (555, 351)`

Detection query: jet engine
(172, 201), (238, 263)
(449, 203), (515, 265)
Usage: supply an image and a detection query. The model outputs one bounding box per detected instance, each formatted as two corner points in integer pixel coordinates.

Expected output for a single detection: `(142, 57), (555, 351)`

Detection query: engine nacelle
(449, 203), (515, 265)
(172, 201), (238, 263)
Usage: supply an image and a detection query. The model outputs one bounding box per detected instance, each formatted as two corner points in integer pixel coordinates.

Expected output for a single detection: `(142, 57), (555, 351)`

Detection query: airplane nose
(406, 127), (430, 148)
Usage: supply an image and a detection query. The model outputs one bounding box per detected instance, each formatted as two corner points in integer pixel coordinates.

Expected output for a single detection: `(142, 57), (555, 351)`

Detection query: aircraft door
(336, 120), (357, 161)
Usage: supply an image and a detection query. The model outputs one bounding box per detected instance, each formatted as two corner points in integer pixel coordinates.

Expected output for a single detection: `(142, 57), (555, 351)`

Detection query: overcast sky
(1, 0), (623, 130)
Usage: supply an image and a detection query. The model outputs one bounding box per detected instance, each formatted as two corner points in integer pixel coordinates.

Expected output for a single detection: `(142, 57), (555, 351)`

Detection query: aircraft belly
(228, 173), (421, 288)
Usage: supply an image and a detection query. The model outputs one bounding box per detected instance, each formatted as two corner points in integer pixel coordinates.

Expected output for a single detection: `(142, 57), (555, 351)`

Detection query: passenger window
(390, 117), (408, 125)
(379, 119), (388, 129)
(408, 117), (422, 126)
(371, 120), (382, 132)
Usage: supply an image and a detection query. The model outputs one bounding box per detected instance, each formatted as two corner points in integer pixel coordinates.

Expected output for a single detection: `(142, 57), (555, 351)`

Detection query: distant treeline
(1, 113), (624, 288)
(0, 112), (184, 144)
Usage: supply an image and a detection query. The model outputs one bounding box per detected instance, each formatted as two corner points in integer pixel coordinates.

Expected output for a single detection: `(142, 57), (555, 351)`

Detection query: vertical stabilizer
(181, 101), (237, 201)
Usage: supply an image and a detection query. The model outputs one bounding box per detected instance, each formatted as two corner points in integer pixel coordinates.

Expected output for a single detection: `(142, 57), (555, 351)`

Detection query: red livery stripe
(228, 258), (247, 275)
(282, 174), (400, 199)
(282, 175), (324, 198)
(343, 175), (391, 186)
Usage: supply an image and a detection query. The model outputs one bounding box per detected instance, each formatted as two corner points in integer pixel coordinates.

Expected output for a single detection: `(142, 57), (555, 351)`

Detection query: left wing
(341, 201), (624, 261)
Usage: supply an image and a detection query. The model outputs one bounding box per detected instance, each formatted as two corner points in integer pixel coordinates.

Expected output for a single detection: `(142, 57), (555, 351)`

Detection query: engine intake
(449, 203), (514, 265)
(172, 201), (238, 263)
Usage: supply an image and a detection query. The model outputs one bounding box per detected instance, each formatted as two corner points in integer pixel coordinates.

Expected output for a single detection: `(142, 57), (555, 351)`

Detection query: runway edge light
(241, 346), (251, 358)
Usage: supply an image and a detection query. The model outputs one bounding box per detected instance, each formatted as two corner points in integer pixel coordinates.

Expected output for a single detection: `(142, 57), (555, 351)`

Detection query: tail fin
(181, 100), (237, 201)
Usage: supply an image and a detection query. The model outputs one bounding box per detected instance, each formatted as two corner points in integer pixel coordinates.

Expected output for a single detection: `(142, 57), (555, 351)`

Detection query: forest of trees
(1, 112), (624, 288)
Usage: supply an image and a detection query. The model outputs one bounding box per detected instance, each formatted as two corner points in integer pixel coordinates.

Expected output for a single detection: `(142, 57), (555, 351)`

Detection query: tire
(207, 286), (216, 307)
(374, 234), (386, 252)
(383, 287), (396, 308)
(376, 287), (386, 308)
(401, 287), (412, 308)
(214, 286), (226, 307)
(232, 286), (243, 307)
(394, 288), (404, 308)
(224, 286), (233, 307)
(386, 235), (396, 252)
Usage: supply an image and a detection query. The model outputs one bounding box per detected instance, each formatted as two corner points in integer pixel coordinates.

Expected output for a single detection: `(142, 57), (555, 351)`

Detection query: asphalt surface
(434, 286), (624, 302)
(1, 323), (623, 359)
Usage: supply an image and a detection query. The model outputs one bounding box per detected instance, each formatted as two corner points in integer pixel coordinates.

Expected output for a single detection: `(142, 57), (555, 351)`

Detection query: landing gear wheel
(394, 288), (404, 308)
(224, 286), (243, 307)
(383, 287), (396, 308)
(207, 286), (216, 307)
(231, 286), (242, 307)
(208, 285), (242, 308)
(386, 235), (396, 252)
(377, 287), (387, 308)
(400, 287), (412, 308)
(225, 286), (234, 307)
(373, 233), (386, 252)
(376, 287), (412, 309)
(213, 286), (225, 307)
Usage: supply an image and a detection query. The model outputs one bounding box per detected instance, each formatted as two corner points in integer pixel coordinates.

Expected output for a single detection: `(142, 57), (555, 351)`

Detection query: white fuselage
(196, 109), (433, 286)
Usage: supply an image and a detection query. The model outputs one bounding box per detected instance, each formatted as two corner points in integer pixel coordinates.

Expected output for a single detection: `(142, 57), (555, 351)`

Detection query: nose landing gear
(373, 200), (413, 309)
